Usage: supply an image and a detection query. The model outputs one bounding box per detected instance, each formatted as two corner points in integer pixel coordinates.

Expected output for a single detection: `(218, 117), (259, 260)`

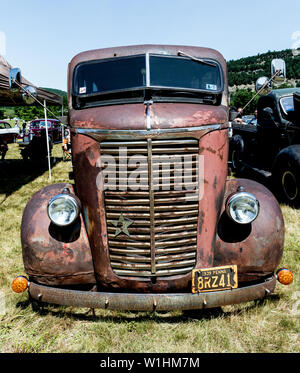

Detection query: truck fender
(215, 178), (285, 282)
(21, 183), (96, 285)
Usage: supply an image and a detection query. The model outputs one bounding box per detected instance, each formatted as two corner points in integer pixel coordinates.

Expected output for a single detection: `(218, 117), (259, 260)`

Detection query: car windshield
(73, 54), (222, 104)
(280, 96), (294, 115)
(31, 121), (52, 128)
(0, 122), (10, 129)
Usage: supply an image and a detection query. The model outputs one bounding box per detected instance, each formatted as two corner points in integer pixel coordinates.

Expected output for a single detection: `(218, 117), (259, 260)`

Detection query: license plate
(192, 265), (238, 293)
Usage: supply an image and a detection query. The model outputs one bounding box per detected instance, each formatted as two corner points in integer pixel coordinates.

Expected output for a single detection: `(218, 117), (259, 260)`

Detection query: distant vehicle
(20, 129), (53, 162)
(28, 119), (62, 143)
(0, 120), (19, 160)
(0, 120), (19, 143)
(1, 57), (62, 160)
(230, 83), (300, 207)
(18, 118), (62, 161)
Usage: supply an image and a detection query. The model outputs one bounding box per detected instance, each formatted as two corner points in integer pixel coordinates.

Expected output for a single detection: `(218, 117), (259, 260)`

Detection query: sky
(0, 0), (299, 91)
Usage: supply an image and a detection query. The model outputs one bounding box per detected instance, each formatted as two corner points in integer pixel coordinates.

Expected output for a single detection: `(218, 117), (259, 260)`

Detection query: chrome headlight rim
(226, 191), (260, 225)
(47, 193), (81, 227)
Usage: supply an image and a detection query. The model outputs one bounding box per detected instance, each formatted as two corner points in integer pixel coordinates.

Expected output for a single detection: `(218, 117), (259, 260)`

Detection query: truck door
(257, 97), (281, 167)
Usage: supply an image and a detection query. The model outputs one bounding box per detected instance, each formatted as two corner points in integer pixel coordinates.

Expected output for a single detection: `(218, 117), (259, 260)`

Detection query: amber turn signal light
(276, 268), (294, 285)
(11, 276), (29, 293)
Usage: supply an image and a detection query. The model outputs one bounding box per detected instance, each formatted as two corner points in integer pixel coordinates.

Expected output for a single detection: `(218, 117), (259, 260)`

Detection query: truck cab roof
(68, 45), (228, 110)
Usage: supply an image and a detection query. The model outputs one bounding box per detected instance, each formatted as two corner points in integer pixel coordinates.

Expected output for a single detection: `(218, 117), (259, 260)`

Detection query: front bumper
(29, 276), (276, 311)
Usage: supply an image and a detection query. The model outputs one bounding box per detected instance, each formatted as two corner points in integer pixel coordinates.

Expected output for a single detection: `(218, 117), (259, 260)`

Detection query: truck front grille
(101, 138), (199, 278)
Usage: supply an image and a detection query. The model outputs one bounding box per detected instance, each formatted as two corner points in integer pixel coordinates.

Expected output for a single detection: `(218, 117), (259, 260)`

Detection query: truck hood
(70, 102), (228, 130)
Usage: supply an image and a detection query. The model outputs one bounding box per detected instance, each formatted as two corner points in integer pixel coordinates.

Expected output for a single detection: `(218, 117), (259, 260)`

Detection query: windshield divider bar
(146, 53), (150, 87)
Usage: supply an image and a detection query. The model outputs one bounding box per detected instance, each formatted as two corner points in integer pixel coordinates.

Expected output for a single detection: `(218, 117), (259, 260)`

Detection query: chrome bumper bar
(28, 276), (276, 311)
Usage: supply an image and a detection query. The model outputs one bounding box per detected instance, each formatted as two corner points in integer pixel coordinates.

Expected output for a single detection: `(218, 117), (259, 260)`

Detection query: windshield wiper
(151, 90), (216, 104)
(156, 90), (204, 99)
(177, 50), (217, 67)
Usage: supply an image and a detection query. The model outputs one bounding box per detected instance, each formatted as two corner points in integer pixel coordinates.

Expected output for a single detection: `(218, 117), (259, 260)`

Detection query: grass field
(0, 143), (299, 353)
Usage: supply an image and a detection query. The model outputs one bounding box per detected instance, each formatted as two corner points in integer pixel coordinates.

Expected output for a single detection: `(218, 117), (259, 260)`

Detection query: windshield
(31, 121), (52, 128)
(73, 54), (223, 107)
(74, 56), (146, 95)
(149, 55), (221, 91)
(280, 96), (294, 115)
(0, 122), (10, 129)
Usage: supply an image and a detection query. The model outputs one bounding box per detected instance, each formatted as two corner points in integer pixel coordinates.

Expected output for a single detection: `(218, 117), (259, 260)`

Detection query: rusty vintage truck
(11, 45), (293, 311)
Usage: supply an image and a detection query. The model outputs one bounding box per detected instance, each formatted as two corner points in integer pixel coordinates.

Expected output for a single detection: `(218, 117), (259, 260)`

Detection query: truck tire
(229, 134), (245, 174)
(272, 145), (300, 207)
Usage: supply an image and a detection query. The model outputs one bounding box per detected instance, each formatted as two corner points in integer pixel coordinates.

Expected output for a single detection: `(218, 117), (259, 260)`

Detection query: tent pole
(44, 100), (51, 181)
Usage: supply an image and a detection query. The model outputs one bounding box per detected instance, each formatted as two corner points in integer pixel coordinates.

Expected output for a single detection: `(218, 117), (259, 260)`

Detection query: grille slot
(101, 138), (199, 278)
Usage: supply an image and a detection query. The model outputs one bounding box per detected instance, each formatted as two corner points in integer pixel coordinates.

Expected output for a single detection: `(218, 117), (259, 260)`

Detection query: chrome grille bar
(101, 138), (199, 278)
(147, 138), (156, 274)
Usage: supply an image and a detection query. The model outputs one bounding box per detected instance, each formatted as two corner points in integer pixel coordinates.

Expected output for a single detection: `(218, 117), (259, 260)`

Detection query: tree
(14, 105), (62, 121)
(230, 88), (259, 115)
(277, 82), (294, 89)
(0, 107), (15, 119)
(227, 49), (300, 87)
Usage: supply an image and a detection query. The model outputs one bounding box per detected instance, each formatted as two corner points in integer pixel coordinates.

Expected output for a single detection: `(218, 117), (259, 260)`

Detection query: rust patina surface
(215, 178), (284, 282)
(29, 276), (277, 311)
(71, 127), (230, 292)
(21, 183), (96, 285)
(18, 45), (285, 309)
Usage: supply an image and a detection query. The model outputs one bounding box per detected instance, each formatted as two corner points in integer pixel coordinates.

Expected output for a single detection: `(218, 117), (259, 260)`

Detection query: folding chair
(62, 139), (72, 161)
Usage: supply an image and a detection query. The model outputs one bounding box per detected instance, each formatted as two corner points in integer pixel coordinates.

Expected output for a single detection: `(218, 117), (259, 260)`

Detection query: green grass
(0, 143), (299, 353)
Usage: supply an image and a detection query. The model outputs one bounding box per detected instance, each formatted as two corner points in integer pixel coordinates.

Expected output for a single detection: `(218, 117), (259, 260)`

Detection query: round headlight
(226, 192), (259, 224)
(47, 193), (80, 226)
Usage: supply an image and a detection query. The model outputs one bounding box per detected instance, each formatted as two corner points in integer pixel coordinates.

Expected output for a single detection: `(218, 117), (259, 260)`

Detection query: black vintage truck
(230, 88), (300, 206)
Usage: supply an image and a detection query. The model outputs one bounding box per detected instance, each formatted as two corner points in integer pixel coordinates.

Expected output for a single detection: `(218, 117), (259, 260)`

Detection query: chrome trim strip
(75, 123), (224, 136)
(147, 138), (156, 274)
(145, 101), (152, 130)
(146, 53), (150, 87)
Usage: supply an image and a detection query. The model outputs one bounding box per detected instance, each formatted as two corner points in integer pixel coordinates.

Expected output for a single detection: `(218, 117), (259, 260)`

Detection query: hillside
(227, 48), (300, 87)
(39, 87), (67, 109)
(39, 87), (67, 98)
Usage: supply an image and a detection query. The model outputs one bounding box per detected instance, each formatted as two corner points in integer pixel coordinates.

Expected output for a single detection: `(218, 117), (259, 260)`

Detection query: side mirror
(22, 85), (38, 105)
(255, 77), (272, 95)
(271, 59), (286, 82)
(9, 68), (22, 92)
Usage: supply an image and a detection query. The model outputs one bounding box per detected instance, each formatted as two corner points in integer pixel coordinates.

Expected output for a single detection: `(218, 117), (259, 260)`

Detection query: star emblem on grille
(112, 213), (133, 237)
